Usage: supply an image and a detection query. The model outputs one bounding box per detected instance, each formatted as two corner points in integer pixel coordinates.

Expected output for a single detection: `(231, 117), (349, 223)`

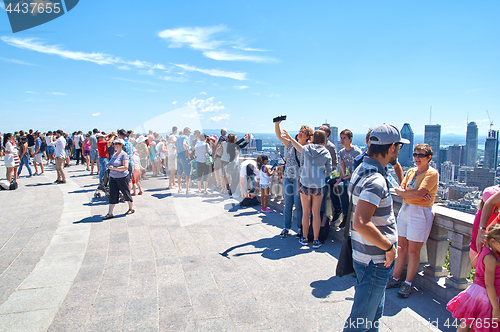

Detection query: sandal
(103, 214), (114, 220)
(138, 191), (143, 195)
(125, 209), (135, 215)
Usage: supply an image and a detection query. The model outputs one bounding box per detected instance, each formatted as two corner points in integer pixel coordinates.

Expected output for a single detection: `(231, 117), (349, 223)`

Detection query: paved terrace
(0, 161), (454, 332)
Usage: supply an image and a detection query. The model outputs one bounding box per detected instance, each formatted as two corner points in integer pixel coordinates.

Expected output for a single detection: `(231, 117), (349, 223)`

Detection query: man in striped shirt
(344, 123), (409, 332)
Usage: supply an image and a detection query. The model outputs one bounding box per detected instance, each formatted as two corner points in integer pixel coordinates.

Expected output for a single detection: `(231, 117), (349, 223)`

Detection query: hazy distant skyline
(0, 1), (498, 136)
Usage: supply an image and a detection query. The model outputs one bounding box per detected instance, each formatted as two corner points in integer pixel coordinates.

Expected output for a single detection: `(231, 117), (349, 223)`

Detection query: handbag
(335, 176), (362, 277)
(205, 144), (213, 166)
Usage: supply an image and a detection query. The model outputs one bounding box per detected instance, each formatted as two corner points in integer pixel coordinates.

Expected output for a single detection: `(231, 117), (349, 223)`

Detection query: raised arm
(274, 121), (290, 146)
(283, 129), (303, 153)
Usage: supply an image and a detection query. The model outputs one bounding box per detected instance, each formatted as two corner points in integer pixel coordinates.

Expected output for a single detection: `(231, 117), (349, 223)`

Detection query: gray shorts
(89, 149), (98, 161)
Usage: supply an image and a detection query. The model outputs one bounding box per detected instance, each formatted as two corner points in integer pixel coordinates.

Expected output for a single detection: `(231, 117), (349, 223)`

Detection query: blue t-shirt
(35, 138), (42, 154)
(175, 135), (188, 155)
(106, 151), (129, 178)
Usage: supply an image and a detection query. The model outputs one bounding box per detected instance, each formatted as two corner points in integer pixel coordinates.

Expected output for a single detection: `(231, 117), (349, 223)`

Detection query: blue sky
(0, 1), (498, 138)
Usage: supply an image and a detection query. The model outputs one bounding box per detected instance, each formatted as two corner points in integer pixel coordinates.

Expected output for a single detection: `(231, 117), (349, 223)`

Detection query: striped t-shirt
(349, 156), (398, 266)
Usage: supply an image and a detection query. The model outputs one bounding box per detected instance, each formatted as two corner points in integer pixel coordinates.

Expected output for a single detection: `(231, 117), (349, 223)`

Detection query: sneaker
(298, 237), (308, 246)
(397, 283), (413, 298)
(312, 240), (322, 249)
(296, 228), (303, 239)
(332, 210), (342, 222)
(261, 207), (271, 213)
(280, 229), (289, 238)
(386, 278), (402, 289)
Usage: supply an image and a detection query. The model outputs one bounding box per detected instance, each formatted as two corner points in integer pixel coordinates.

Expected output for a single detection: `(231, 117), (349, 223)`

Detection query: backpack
(307, 211), (330, 243)
(240, 196), (260, 207)
(40, 140), (47, 152)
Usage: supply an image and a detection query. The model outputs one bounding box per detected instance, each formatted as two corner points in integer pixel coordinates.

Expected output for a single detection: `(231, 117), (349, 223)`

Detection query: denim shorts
(89, 149), (98, 161)
(177, 155), (191, 176)
(46, 146), (55, 155)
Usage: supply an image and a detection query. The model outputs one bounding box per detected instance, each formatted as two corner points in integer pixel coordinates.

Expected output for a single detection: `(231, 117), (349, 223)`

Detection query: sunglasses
(413, 153), (429, 158)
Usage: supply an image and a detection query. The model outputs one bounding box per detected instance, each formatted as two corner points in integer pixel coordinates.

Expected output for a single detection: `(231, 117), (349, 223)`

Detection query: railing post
(423, 224), (449, 278)
(446, 231), (472, 291)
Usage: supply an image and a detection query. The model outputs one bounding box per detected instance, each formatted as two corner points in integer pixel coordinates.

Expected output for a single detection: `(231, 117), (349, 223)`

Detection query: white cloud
(203, 50), (276, 63)
(158, 76), (188, 82)
(152, 64), (167, 70)
(115, 78), (159, 85)
(92, 113), (101, 116)
(26, 91), (39, 94)
(117, 65), (130, 70)
(158, 25), (226, 50)
(234, 86), (249, 90)
(186, 97), (226, 113)
(232, 46), (267, 52)
(52, 92), (66, 96)
(200, 92), (207, 95)
(138, 69), (156, 76)
(182, 111), (201, 119)
(1, 37), (121, 65)
(210, 114), (230, 122)
(172, 101), (177, 105)
(0, 57), (37, 66)
(172, 64), (246, 81)
(158, 25), (277, 64)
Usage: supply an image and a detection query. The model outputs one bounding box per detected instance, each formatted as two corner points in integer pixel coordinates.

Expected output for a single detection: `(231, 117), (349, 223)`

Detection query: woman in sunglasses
(102, 139), (134, 220)
(386, 143), (439, 298)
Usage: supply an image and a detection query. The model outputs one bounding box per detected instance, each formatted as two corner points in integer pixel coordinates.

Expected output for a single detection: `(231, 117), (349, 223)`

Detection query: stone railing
(268, 172), (474, 302)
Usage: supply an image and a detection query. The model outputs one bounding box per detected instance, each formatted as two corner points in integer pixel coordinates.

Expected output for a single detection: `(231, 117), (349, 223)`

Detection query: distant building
(400, 123), (414, 167)
(255, 139), (263, 152)
(466, 121), (478, 167)
(425, 124), (441, 171)
(448, 183), (479, 200)
(439, 147), (448, 165)
(277, 144), (285, 158)
(441, 161), (454, 184)
(448, 144), (463, 166)
(484, 130), (499, 170)
(458, 166), (473, 183)
(466, 167), (496, 191)
(445, 199), (478, 215)
(331, 126), (338, 146)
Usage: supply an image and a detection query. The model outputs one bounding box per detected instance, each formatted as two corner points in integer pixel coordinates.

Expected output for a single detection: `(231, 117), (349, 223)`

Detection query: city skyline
(0, 1), (498, 135)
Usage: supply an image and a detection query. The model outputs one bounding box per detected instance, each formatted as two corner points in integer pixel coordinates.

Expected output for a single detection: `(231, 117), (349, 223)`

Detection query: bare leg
(107, 203), (115, 215)
(312, 194), (323, 241)
(300, 194), (311, 239)
(392, 236), (409, 279)
(6, 167), (13, 183)
(406, 241), (425, 283)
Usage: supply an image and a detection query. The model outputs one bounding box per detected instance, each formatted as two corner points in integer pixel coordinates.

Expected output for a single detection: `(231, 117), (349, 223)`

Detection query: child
(131, 150), (143, 196)
(470, 186), (500, 268)
(257, 155), (274, 213)
(149, 141), (159, 176)
(447, 223), (500, 332)
(83, 134), (91, 171)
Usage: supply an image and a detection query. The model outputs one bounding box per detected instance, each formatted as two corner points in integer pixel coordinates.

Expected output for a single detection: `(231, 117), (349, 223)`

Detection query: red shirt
(97, 140), (108, 158)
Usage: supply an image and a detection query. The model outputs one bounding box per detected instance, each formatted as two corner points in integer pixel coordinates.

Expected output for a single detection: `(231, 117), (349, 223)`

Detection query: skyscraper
(331, 126), (338, 146)
(400, 123), (414, 167)
(424, 124), (441, 171)
(255, 139), (263, 152)
(448, 145), (462, 166)
(484, 130), (499, 170)
(466, 121), (478, 167)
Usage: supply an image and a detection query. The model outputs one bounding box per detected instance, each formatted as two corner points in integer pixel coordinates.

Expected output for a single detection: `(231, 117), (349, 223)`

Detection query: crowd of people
(3, 120), (500, 332)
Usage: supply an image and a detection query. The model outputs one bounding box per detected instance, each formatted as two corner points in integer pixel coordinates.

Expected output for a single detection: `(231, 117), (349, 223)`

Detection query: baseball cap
(369, 123), (410, 145)
(113, 139), (126, 145)
(117, 129), (127, 136)
(483, 186), (500, 202)
(96, 133), (104, 138)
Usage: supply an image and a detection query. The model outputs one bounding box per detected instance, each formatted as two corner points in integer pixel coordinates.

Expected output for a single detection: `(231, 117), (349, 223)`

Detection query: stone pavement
(0, 161), (455, 331)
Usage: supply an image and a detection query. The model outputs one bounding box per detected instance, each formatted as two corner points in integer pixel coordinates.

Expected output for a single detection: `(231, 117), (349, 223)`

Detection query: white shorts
(4, 154), (14, 168)
(34, 154), (43, 163)
(397, 203), (434, 243)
